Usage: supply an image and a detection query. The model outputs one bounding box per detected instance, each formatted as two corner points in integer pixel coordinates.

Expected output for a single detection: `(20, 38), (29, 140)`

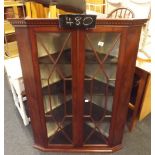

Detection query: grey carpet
(4, 76), (151, 155)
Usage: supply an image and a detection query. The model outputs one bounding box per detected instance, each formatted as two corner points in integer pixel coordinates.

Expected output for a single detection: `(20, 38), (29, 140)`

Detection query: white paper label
(85, 99), (89, 102)
(98, 41), (104, 47)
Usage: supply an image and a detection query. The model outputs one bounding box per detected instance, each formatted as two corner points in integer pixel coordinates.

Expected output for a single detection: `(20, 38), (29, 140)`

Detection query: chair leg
(18, 95), (30, 126)
(9, 80), (30, 126)
(9, 80), (19, 107)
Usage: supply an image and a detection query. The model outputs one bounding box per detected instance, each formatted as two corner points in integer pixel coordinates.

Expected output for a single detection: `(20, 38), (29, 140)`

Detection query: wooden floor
(4, 76), (151, 155)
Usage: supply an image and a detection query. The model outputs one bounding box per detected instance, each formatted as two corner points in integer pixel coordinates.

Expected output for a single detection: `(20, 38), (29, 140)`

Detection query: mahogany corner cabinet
(10, 18), (147, 152)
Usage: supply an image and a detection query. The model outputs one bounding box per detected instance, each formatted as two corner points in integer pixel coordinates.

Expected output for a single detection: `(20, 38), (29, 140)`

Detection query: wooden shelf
(4, 1), (24, 7)
(42, 78), (72, 95)
(38, 49), (71, 64)
(38, 49), (118, 64)
(45, 99), (112, 122)
(48, 123), (72, 144)
(85, 64), (116, 86)
(83, 123), (108, 144)
(85, 49), (118, 64)
(40, 64), (72, 88)
(84, 77), (115, 95)
(41, 77), (115, 96)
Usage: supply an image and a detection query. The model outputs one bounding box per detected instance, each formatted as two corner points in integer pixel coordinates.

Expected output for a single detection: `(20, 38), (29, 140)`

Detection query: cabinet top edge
(9, 18), (148, 27)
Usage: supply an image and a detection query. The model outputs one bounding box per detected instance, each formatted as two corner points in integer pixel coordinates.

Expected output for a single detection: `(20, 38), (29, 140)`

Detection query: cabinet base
(33, 144), (122, 153)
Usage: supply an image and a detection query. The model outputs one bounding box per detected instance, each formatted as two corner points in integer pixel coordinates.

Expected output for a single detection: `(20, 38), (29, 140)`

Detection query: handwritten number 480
(65, 16), (93, 27)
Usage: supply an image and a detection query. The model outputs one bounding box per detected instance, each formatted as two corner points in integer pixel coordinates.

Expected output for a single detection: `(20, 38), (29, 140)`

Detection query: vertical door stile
(72, 30), (85, 146)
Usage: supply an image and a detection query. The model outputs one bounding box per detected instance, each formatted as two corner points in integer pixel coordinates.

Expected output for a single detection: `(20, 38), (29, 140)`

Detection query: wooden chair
(107, 7), (135, 19)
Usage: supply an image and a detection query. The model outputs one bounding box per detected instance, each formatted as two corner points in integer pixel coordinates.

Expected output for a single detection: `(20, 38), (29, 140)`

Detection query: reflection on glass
(36, 32), (73, 144)
(84, 32), (120, 144)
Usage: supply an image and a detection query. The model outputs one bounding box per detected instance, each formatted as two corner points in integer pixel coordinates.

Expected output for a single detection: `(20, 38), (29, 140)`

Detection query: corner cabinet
(10, 18), (147, 152)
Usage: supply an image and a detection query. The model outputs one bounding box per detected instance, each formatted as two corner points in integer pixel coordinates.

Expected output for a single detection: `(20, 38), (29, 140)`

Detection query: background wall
(107, 0), (151, 18)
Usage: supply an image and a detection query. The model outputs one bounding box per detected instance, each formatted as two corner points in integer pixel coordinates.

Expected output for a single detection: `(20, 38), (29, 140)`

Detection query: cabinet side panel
(109, 26), (142, 146)
(15, 27), (48, 147)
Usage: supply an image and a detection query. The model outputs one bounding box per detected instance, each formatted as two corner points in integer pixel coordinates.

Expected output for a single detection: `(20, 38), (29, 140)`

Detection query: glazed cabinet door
(83, 30), (121, 145)
(32, 28), (126, 147)
(35, 29), (74, 145)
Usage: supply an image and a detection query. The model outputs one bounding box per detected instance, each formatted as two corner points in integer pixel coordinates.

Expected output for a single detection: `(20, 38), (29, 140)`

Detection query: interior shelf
(85, 64), (116, 87)
(41, 76), (115, 97)
(84, 101), (112, 121)
(41, 71), (115, 115)
(48, 122), (110, 145)
(38, 49), (118, 64)
(41, 77), (115, 99)
(48, 123), (73, 144)
(84, 77), (115, 95)
(83, 123), (109, 144)
(85, 49), (117, 87)
(40, 64), (72, 88)
(45, 100), (112, 121)
(38, 49), (71, 64)
(45, 100), (72, 121)
(85, 49), (118, 64)
(42, 79), (72, 95)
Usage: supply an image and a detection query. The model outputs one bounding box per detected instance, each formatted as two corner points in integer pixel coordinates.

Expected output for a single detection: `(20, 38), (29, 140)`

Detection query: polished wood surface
(109, 26), (142, 145)
(139, 74), (151, 120)
(15, 27), (48, 147)
(10, 18), (147, 26)
(127, 65), (151, 131)
(72, 30), (85, 146)
(34, 143), (122, 152)
(127, 67), (149, 131)
(11, 18), (147, 152)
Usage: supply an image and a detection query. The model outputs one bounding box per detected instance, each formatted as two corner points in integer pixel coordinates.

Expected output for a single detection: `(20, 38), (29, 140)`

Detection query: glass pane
(36, 32), (73, 145)
(84, 32), (120, 144)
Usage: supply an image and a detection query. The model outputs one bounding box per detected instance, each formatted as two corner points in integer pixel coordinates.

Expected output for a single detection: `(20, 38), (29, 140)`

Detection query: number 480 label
(59, 15), (96, 29)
